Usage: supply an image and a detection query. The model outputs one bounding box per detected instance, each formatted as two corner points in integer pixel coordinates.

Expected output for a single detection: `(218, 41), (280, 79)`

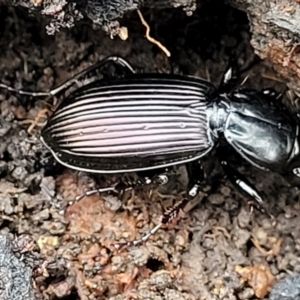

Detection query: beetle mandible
(1, 56), (299, 248)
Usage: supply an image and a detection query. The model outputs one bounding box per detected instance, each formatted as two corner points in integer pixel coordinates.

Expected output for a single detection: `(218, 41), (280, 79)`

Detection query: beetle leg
(49, 56), (136, 97)
(0, 82), (51, 97)
(219, 160), (274, 218)
(58, 185), (119, 214)
(115, 162), (205, 250)
(186, 160), (205, 197)
(60, 169), (172, 214)
(0, 56), (135, 98)
(115, 197), (190, 250)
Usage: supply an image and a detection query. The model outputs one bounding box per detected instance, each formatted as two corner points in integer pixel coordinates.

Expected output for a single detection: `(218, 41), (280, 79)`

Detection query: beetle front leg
(115, 161), (205, 250)
(219, 160), (273, 218)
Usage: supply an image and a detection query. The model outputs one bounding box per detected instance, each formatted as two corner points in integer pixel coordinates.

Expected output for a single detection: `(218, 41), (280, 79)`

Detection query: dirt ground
(0, 1), (300, 299)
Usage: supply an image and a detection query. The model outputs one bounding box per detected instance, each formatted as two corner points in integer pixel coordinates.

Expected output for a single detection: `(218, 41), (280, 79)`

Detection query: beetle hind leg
(115, 162), (205, 250)
(49, 56), (136, 97)
(115, 197), (190, 250)
(0, 82), (51, 97)
(0, 56), (135, 99)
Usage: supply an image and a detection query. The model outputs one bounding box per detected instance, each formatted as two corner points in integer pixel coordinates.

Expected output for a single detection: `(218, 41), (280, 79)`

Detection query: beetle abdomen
(41, 75), (215, 173)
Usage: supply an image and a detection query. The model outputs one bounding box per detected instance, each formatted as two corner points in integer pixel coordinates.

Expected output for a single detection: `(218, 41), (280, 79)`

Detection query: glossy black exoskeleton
(1, 56), (299, 248)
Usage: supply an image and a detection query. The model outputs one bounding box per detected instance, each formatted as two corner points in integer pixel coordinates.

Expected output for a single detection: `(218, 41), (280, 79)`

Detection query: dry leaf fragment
(235, 265), (277, 298)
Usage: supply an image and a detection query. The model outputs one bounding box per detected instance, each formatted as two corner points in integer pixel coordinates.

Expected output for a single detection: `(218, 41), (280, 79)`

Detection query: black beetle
(1, 56), (299, 247)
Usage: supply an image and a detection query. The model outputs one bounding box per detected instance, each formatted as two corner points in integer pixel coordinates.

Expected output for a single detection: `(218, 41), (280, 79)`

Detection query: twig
(137, 10), (171, 57)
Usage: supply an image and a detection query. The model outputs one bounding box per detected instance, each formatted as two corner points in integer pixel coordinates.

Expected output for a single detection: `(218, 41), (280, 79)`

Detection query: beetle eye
(293, 168), (300, 177)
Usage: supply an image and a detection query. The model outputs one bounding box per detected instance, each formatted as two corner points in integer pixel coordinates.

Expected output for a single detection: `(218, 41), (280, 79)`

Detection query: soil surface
(0, 1), (300, 299)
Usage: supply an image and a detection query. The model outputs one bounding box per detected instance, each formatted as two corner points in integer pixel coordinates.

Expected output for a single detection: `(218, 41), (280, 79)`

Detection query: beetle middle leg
(60, 168), (176, 213)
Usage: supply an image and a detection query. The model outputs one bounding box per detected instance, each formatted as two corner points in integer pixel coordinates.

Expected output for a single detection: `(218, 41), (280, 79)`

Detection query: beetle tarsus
(115, 223), (163, 250)
(115, 197), (190, 250)
(0, 83), (51, 97)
